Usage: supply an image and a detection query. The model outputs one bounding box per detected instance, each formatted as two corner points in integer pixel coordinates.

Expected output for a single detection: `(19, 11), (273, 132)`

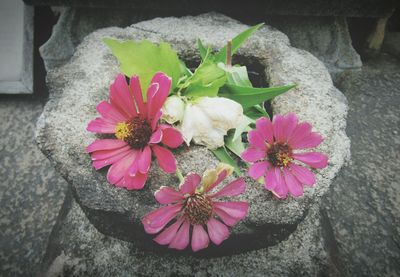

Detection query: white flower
(179, 97), (244, 149)
(161, 95), (185, 124)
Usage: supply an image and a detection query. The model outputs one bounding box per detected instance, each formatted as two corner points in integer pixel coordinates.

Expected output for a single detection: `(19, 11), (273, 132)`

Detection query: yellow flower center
(114, 117), (153, 149)
(115, 122), (130, 141)
(267, 142), (293, 167)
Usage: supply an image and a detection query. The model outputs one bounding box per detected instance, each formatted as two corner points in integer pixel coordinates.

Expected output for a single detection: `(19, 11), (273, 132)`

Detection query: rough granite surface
(0, 98), (67, 276)
(269, 16), (362, 76)
(40, 193), (342, 276)
(39, 7), (157, 71)
(36, 13), (350, 254)
(325, 54), (400, 276)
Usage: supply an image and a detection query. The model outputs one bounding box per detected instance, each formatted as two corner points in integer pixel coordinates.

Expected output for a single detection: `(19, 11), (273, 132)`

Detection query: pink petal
(92, 149), (132, 170)
(191, 225), (210, 252)
(212, 202), (249, 220)
(128, 158), (139, 176)
(152, 145), (177, 173)
(146, 83), (159, 111)
(129, 75), (146, 115)
(160, 125), (183, 149)
(269, 167), (288, 199)
(248, 129), (267, 150)
(86, 139), (127, 153)
(138, 146), (152, 174)
(291, 132), (323, 149)
(292, 152), (328, 169)
(256, 117), (274, 144)
(264, 168), (277, 190)
(287, 122), (312, 147)
(213, 207), (242, 226)
(207, 218), (230, 245)
(154, 218), (184, 245)
(169, 220), (190, 250)
(241, 147), (265, 162)
(155, 186), (184, 204)
(282, 113), (298, 141)
(90, 145), (131, 161)
(142, 204), (182, 234)
(106, 152), (137, 184)
(283, 168), (303, 197)
(149, 128), (163, 144)
(87, 118), (116, 133)
(210, 178), (246, 198)
(96, 101), (127, 123)
(272, 114), (285, 142)
(110, 74), (137, 117)
(151, 110), (163, 131)
(123, 172), (148, 190)
(290, 163), (316, 186)
(248, 161), (269, 180)
(179, 173), (201, 194)
(147, 72), (171, 120)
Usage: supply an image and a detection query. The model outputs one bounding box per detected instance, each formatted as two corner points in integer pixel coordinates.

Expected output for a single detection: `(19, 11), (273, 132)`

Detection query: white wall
(0, 0), (24, 82)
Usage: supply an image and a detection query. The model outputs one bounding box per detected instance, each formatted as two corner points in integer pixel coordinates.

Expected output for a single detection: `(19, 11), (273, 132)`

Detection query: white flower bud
(178, 97), (244, 149)
(161, 95), (185, 124)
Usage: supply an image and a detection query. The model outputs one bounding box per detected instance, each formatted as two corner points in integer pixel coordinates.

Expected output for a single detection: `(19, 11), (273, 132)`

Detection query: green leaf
(218, 63), (252, 87)
(211, 147), (241, 175)
(183, 60), (227, 98)
(215, 23), (264, 63)
(244, 105), (269, 121)
(233, 116), (253, 141)
(219, 84), (296, 109)
(225, 131), (246, 158)
(179, 60), (192, 77)
(103, 38), (182, 92)
(197, 39), (208, 61)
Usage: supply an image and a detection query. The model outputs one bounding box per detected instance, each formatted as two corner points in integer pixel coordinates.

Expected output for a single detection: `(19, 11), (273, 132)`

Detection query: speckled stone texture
(40, 193), (341, 276)
(39, 7), (157, 71)
(325, 54), (400, 276)
(268, 16), (362, 76)
(0, 98), (67, 276)
(36, 13), (350, 256)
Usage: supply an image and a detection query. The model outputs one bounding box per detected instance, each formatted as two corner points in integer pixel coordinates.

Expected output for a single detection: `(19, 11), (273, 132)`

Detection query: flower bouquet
(86, 24), (328, 252)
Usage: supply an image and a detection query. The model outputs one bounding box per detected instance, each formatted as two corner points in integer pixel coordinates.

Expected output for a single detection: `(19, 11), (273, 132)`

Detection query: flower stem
(226, 40), (232, 68)
(176, 168), (184, 182)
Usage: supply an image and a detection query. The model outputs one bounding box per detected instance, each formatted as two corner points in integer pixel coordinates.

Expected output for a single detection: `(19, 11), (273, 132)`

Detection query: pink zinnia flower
(241, 113), (328, 198)
(142, 164), (249, 252)
(86, 72), (183, 190)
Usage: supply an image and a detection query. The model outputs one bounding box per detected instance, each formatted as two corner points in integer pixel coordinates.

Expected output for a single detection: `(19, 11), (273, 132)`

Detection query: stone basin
(36, 13), (350, 256)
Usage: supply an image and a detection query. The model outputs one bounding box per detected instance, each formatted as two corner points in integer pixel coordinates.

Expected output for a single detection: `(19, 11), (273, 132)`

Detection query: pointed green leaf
(233, 116), (253, 141)
(244, 105), (269, 121)
(183, 60), (227, 98)
(218, 63), (252, 87)
(219, 84), (296, 109)
(197, 39), (208, 61)
(225, 131), (246, 158)
(211, 147), (241, 175)
(179, 60), (192, 77)
(215, 23), (264, 63)
(103, 38), (182, 91)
